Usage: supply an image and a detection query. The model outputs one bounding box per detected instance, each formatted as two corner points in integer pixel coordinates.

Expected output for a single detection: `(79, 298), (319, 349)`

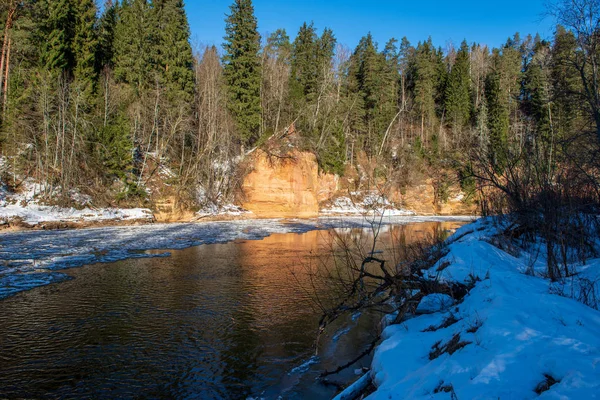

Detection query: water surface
(0, 221), (464, 399)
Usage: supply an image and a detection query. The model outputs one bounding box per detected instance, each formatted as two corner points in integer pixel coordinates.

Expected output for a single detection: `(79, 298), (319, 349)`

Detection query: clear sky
(185, 0), (554, 52)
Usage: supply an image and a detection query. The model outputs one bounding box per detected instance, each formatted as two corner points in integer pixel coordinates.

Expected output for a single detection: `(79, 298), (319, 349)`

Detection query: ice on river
(0, 215), (473, 300)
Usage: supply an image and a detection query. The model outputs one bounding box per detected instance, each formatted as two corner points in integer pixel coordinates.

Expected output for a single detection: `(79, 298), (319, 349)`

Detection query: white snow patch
(368, 218), (600, 400)
(0, 178), (153, 226)
(196, 203), (252, 218)
(321, 192), (415, 217)
(416, 293), (455, 314)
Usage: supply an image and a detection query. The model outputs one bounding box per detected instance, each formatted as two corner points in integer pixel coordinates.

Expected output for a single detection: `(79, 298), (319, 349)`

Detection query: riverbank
(365, 218), (600, 399)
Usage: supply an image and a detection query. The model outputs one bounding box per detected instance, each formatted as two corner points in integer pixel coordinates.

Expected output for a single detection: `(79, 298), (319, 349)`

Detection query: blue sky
(185, 0), (555, 51)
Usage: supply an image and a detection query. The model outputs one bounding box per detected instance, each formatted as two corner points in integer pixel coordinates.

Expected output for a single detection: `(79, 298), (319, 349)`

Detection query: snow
(0, 179), (153, 226)
(321, 192), (415, 216)
(415, 293), (455, 314)
(0, 215), (473, 300)
(368, 218), (600, 400)
(195, 203), (252, 218)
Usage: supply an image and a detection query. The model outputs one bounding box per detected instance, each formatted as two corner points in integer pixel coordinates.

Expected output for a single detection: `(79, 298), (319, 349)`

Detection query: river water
(0, 221), (464, 399)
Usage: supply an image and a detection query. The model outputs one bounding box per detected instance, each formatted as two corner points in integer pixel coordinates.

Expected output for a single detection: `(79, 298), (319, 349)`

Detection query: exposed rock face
(317, 172), (339, 203)
(241, 150), (321, 218)
(389, 179), (477, 216)
(240, 149), (475, 218)
(154, 196), (197, 222)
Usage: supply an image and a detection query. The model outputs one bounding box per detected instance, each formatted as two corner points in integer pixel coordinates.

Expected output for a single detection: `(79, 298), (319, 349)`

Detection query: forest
(0, 0), (598, 221)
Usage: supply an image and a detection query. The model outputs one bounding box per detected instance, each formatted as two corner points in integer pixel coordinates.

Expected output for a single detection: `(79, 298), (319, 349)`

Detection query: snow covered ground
(0, 215), (473, 300)
(321, 192), (415, 216)
(0, 179), (153, 226)
(368, 218), (600, 399)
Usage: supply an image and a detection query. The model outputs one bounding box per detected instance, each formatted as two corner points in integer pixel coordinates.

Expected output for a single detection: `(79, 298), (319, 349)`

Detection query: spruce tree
(523, 39), (552, 144)
(97, 0), (118, 70)
(290, 22), (317, 104)
(113, 0), (153, 92)
(551, 25), (581, 140)
(222, 0), (262, 147)
(410, 38), (438, 144)
(485, 62), (509, 169)
(72, 0), (99, 95)
(152, 0), (194, 102)
(444, 40), (472, 130)
(40, 0), (75, 72)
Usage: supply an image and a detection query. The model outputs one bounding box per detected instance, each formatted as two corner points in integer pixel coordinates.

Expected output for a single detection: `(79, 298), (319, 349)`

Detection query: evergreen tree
(551, 25), (581, 140)
(40, 0), (75, 72)
(222, 0), (262, 147)
(113, 0), (153, 91)
(152, 0), (194, 102)
(72, 0), (99, 95)
(523, 39), (552, 143)
(97, 0), (118, 70)
(485, 59), (509, 169)
(409, 38), (438, 144)
(290, 22), (317, 104)
(314, 27), (336, 94)
(444, 40), (472, 130)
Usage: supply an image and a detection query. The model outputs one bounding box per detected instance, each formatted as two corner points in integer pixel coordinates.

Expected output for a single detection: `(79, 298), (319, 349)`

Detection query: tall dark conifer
(444, 40), (472, 130)
(113, 0), (152, 92)
(72, 0), (99, 95)
(290, 22), (317, 104)
(40, 0), (75, 72)
(152, 0), (194, 102)
(222, 0), (261, 147)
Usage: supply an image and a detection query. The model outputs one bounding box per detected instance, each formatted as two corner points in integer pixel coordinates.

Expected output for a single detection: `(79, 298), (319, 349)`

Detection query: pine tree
(222, 0), (261, 147)
(444, 40), (472, 130)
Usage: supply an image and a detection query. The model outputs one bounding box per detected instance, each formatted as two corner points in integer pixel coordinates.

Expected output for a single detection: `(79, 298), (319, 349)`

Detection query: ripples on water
(0, 222), (464, 399)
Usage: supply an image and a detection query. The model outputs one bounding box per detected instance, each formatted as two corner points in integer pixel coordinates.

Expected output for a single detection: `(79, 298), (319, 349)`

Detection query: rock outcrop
(240, 149), (475, 218)
(389, 179), (477, 215)
(241, 150), (322, 218)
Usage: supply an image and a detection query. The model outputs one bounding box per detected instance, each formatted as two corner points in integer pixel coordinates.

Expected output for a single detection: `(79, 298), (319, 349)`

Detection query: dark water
(0, 221), (463, 399)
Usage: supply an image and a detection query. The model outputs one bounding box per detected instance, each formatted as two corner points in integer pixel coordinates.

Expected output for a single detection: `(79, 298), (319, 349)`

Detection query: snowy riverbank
(367, 218), (600, 399)
(0, 179), (154, 228)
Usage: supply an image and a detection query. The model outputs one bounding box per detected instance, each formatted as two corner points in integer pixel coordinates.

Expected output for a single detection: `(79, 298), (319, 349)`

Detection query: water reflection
(0, 221), (463, 399)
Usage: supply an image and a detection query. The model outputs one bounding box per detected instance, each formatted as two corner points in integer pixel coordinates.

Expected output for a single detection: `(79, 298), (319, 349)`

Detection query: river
(0, 220), (466, 399)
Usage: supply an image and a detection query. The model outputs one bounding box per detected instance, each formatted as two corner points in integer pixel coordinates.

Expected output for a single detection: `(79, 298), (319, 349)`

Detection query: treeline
(0, 0), (597, 209)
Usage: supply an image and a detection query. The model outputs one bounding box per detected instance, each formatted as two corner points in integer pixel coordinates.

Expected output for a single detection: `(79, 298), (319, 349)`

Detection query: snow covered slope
(0, 179), (153, 226)
(369, 219), (600, 399)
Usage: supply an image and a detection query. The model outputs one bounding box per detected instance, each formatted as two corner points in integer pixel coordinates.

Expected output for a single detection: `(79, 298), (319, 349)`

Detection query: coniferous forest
(0, 0), (599, 216)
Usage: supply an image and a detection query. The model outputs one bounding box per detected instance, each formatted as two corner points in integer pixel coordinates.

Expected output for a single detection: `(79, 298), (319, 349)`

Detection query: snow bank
(321, 192), (415, 216)
(0, 179), (153, 226)
(0, 215), (473, 300)
(195, 203), (252, 218)
(369, 219), (600, 399)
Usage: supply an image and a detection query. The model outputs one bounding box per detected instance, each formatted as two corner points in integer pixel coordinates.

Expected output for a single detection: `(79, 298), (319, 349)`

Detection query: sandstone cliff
(240, 150), (333, 218)
(240, 149), (476, 218)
